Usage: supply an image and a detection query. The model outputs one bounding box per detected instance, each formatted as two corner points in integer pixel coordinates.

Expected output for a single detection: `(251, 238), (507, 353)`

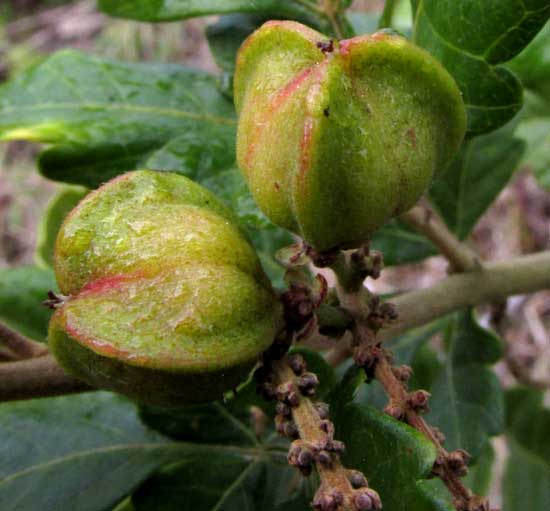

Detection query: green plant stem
(0, 355), (93, 401)
(401, 203), (481, 272)
(378, 0), (398, 29)
(0, 323), (49, 360)
(322, 0), (345, 39)
(326, 250), (550, 365)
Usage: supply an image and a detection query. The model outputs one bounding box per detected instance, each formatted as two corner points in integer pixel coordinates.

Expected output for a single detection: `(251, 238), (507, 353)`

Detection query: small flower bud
(287, 353), (307, 375)
(392, 365), (413, 382)
(287, 390), (301, 407)
(275, 401), (291, 417)
(447, 449), (471, 476)
(348, 470), (369, 489)
(354, 492), (373, 511)
(283, 420), (299, 439)
(319, 419), (335, 437)
(314, 402), (330, 420)
(316, 450), (333, 466)
(327, 439), (345, 454)
(407, 390), (431, 413)
(354, 489), (382, 510)
(298, 372), (320, 396)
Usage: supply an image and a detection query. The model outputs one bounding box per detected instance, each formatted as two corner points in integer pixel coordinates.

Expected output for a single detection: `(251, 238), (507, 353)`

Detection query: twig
(325, 249), (511, 510)
(322, 0), (345, 39)
(401, 204), (481, 273)
(326, 251), (550, 365)
(378, 0), (398, 29)
(259, 353), (381, 510)
(0, 355), (93, 402)
(373, 356), (485, 511)
(0, 323), (49, 360)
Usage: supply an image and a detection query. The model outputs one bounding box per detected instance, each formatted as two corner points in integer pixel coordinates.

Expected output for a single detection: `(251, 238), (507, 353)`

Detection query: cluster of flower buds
(280, 273), (328, 340)
(433, 449), (472, 479)
(311, 472), (382, 511)
(255, 351), (382, 511)
(365, 296), (398, 332)
(349, 244), (385, 281)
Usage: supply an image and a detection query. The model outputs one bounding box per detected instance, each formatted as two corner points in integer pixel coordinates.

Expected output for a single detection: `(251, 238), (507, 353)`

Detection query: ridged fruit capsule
(235, 21), (467, 251)
(49, 170), (282, 405)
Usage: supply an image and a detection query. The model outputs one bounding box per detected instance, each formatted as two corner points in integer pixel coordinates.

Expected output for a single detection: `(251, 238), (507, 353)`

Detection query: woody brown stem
(329, 253), (492, 511)
(0, 323), (49, 360)
(0, 354), (93, 401)
(374, 356), (478, 510)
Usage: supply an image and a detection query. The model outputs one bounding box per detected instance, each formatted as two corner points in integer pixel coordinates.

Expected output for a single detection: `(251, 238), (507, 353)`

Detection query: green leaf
(129, 455), (314, 511)
(0, 392), (254, 511)
(463, 442), (495, 497)
(504, 387), (550, 511)
(430, 120), (525, 238)
(507, 22), (550, 97)
(0, 266), (56, 341)
(0, 50), (236, 188)
(139, 401), (259, 446)
(412, 0), (550, 135)
(516, 116), (550, 188)
(98, 0), (314, 22)
(334, 403), (453, 511)
(514, 92), (550, 189)
(426, 311), (504, 459)
(207, 15), (262, 74)
(371, 220), (437, 266)
(35, 185), (88, 268)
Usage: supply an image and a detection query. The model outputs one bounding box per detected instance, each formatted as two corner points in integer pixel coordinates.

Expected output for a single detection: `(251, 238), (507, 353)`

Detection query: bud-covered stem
(373, 356), (479, 511)
(328, 252), (494, 511)
(270, 356), (381, 511)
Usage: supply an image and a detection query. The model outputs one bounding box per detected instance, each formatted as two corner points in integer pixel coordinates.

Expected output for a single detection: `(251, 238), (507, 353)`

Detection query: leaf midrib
(0, 102), (236, 127)
(0, 441), (271, 486)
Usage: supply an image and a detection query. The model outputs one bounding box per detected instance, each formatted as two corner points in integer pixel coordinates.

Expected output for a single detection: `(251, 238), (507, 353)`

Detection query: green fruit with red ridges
(234, 21), (467, 251)
(48, 170), (282, 406)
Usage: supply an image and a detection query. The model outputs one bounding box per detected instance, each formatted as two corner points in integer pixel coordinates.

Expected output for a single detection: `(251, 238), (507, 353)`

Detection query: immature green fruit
(49, 170), (282, 406)
(235, 21), (467, 251)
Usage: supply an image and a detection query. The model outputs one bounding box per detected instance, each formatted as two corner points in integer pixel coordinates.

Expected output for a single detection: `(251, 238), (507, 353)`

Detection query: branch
(400, 204), (481, 272)
(327, 252), (500, 511)
(0, 323), (49, 360)
(0, 355), (94, 402)
(327, 251), (550, 364)
(374, 357), (488, 511)
(259, 353), (381, 511)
